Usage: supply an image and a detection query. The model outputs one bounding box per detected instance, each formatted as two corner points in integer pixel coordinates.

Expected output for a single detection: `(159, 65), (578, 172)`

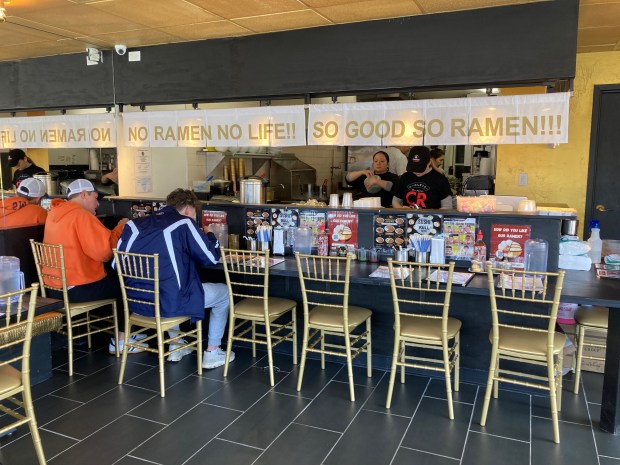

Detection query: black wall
(0, 0), (578, 111)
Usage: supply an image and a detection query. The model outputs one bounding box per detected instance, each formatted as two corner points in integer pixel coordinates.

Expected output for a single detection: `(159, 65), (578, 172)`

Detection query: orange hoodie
(43, 200), (125, 286)
(0, 196), (47, 227)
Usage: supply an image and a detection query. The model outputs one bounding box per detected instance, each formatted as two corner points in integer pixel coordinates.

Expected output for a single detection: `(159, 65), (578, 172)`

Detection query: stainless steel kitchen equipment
(269, 157), (316, 201)
(239, 176), (265, 204)
(34, 173), (58, 196)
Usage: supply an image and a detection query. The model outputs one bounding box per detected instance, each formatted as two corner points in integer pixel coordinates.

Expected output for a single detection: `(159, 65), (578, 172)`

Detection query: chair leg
(443, 344), (455, 420)
(86, 311), (92, 349)
(67, 316), (74, 377)
(556, 352), (563, 412)
(297, 324), (309, 392)
(112, 302), (120, 358)
(400, 341), (406, 384)
(224, 316), (236, 378)
(320, 329), (325, 370)
(252, 321), (257, 358)
(157, 328), (166, 397)
(573, 324), (585, 394)
(265, 319), (275, 386)
(292, 307), (298, 365)
(480, 344), (498, 426)
(118, 319), (131, 386)
(547, 355), (561, 443)
(386, 334), (400, 408)
(344, 331), (355, 402)
(366, 318), (372, 377)
(23, 385), (46, 465)
(493, 353), (500, 399)
(454, 332), (460, 392)
(197, 320), (203, 375)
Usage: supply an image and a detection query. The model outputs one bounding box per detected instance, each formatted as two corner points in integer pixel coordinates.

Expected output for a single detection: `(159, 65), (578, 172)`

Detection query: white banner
(0, 114), (116, 148)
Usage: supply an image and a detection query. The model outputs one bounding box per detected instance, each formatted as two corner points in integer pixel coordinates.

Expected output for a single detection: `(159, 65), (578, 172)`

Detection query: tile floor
(0, 338), (618, 465)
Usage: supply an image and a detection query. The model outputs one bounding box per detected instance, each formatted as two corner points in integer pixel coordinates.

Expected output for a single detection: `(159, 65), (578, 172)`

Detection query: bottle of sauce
(317, 225), (329, 256)
(473, 230), (487, 262)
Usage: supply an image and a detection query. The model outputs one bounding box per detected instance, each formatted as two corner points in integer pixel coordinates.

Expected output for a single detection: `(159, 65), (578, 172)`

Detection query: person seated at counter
(345, 150), (400, 208)
(392, 146), (453, 209)
(43, 179), (144, 354)
(115, 188), (235, 369)
(8, 148), (47, 188)
(0, 177), (49, 227)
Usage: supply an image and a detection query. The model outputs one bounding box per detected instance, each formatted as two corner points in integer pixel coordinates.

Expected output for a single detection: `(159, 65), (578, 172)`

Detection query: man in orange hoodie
(44, 179), (145, 353)
(0, 177), (48, 227)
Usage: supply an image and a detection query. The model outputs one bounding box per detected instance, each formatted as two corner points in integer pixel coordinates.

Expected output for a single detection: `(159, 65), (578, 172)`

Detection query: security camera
(114, 45), (127, 56)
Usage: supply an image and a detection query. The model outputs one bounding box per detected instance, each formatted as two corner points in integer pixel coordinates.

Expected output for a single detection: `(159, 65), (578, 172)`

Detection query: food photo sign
(327, 210), (358, 252)
(490, 224), (531, 264)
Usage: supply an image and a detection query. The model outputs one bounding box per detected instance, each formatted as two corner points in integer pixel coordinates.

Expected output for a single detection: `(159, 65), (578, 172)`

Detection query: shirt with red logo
(393, 171), (452, 209)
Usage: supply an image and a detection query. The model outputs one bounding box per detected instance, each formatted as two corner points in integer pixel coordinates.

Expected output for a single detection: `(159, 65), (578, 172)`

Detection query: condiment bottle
(587, 219), (603, 264)
(317, 225), (329, 256)
(473, 230), (487, 262)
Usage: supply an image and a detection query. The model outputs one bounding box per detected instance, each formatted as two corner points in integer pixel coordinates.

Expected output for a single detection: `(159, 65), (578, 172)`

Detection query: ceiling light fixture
(0, 1), (7, 23)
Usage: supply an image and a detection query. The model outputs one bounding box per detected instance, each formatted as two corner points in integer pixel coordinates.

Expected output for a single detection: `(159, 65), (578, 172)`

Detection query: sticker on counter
(299, 210), (327, 247)
(201, 210), (227, 228)
(443, 217), (476, 260)
(374, 213), (407, 250)
(244, 208), (271, 239)
(327, 210), (358, 251)
(490, 224), (531, 264)
(407, 214), (442, 236)
(270, 208), (299, 229)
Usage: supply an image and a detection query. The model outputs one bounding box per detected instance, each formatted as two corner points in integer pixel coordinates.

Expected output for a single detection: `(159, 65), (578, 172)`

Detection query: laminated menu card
(442, 217), (476, 260)
(406, 213), (442, 236)
(327, 210), (358, 252)
(595, 263), (620, 280)
(299, 210), (327, 247)
(244, 208), (271, 240)
(369, 265), (409, 279)
(373, 213), (407, 250)
(490, 224), (531, 264)
(496, 273), (543, 292)
(427, 270), (475, 287)
(201, 210), (227, 227)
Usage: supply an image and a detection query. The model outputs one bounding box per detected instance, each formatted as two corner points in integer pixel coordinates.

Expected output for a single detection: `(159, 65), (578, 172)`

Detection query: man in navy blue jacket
(116, 188), (234, 369)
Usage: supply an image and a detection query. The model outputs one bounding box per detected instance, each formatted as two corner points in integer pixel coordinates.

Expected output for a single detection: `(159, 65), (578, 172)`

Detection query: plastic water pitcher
(524, 239), (549, 273)
(0, 256), (24, 305)
(293, 227), (312, 255)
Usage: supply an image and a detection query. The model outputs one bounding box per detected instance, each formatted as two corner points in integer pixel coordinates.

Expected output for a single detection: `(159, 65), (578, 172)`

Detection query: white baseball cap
(16, 177), (47, 198)
(66, 179), (95, 197)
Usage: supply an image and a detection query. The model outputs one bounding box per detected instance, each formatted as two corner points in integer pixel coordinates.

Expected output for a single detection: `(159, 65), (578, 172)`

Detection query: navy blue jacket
(116, 206), (220, 321)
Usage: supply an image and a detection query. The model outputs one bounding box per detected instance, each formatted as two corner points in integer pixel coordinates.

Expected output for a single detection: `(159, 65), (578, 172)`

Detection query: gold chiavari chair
(573, 305), (608, 394)
(386, 259), (461, 419)
(113, 249), (202, 397)
(295, 252), (372, 401)
(480, 265), (565, 443)
(30, 240), (119, 376)
(221, 248), (297, 386)
(0, 284), (46, 464)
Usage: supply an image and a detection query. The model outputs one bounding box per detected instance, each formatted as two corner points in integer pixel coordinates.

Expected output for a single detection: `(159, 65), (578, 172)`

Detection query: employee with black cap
(8, 148), (46, 188)
(392, 146), (453, 209)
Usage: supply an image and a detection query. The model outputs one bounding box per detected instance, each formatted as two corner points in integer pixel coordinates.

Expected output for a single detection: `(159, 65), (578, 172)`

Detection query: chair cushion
(492, 327), (565, 357)
(309, 305), (372, 330)
(68, 298), (117, 317)
(575, 306), (608, 329)
(400, 316), (461, 341)
(0, 365), (22, 394)
(234, 297), (296, 319)
(130, 313), (190, 329)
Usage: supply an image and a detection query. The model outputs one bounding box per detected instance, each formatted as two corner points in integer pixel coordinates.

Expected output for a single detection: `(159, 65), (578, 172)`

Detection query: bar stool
(480, 266), (565, 443)
(295, 252), (372, 401)
(221, 248), (297, 386)
(30, 240), (119, 376)
(573, 305), (608, 394)
(385, 259), (461, 419)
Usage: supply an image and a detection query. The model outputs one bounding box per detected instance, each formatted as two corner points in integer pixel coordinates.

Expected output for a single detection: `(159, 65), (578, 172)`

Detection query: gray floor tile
(471, 389), (531, 442)
(295, 380), (374, 432)
(219, 391), (310, 448)
(275, 358), (343, 398)
(364, 372), (429, 417)
(401, 396), (474, 459)
(600, 456), (620, 465)
(587, 403), (620, 459)
(254, 423), (340, 465)
(30, 370), (85, 401)
(324, 409), (410, 465)
(331, 364), (383, 388)
(425, 377), (478, 405)
(125, 352), (203, 393)
(48, 415), (163, 465)
(184, 438), (262, 465)
(461, 430), (529, 465)
(198, 346), (266, 383)
(581, 371), (604, 405)
(44, 385), (155, 440)
(392, 446), (460, 465)
(0, 428), (76, 464)
(115, 456), (156, 465)
(531, 415), (598, 463)
(34, 394), (83, 426)
(131, 403), (240, 465)
(531, 384), (590, 426)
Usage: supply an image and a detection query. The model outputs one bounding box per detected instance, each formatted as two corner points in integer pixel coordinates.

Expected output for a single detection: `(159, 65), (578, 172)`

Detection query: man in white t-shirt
(384, 147), (410, 176)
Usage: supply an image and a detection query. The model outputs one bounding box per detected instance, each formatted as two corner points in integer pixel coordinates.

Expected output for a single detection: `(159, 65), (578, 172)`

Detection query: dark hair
(166, 188), (200, 211)
(373, 150), (390, 164)
(430, 148), (445, 160)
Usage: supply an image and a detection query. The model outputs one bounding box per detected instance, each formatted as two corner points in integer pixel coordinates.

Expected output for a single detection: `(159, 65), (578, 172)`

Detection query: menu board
(244, 208), (271, 240)
(373, 214), (407, 250)
(270, 208), (299, 229)
(130, 201), (166, 219)
(407, 213), (442, 236)
(443, 217), (476, 260)
(201, 210), (227, 227)
(327, 210), (358, 252)
(299, 210), (327, 248)
(490, 224), (531, 264)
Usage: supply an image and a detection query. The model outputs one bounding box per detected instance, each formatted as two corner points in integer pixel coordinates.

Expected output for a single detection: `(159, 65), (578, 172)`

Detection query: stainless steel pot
(240, 176), (264, 204)
(561, 218), (579, 236)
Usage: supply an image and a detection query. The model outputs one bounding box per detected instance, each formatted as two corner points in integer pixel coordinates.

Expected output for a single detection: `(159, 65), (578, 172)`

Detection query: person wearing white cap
(43, 179), (145, 354)
(0, 177), (48, 227)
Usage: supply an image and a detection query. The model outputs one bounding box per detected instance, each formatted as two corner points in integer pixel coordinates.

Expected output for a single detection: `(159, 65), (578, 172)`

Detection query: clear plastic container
(293, 227), (312, 255)
(587, 220), (602, 264)
(0, 256), (24, 305)
(524, 238), (549, 273)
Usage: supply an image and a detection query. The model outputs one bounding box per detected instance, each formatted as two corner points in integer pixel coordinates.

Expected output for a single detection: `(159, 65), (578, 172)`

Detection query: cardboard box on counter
(560, 323), (606, 373)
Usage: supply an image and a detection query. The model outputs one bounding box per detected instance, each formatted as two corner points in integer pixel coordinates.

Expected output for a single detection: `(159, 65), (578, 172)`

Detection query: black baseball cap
(8, 149), (26, 167)
(406, 146), (431, 173)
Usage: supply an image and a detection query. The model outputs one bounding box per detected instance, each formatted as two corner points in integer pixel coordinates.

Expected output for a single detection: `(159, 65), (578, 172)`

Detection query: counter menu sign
(299, 210), (326, 248)
(201, 210), (227, 227)
(327, 210), (358, 252)
(244, 208), (271, 240)
(490, 224), (531, 264)
(373, 214), (407, 250)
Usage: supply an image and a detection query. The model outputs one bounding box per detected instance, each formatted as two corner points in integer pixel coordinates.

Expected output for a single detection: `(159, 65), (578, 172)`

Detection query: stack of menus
(373, 214), (407, 250)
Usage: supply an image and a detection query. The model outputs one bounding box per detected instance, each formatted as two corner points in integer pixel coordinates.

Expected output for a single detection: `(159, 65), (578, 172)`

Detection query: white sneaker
(109, 336), (148, 355)
(202, 347), (235, 369)
(167, 338), (194, 362)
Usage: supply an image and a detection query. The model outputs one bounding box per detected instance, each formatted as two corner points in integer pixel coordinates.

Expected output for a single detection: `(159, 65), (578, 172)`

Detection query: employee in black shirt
(8, 149), (47, 188)
(346, 150), (399, 208)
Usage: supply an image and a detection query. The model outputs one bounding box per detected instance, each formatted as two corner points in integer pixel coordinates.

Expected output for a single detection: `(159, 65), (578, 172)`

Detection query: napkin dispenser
(273, 228), (285, 255)
(430, 236), (445, 264)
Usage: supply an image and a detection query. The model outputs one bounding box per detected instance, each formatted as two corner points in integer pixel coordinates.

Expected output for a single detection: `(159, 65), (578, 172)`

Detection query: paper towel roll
(479, 157), (492, 176)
